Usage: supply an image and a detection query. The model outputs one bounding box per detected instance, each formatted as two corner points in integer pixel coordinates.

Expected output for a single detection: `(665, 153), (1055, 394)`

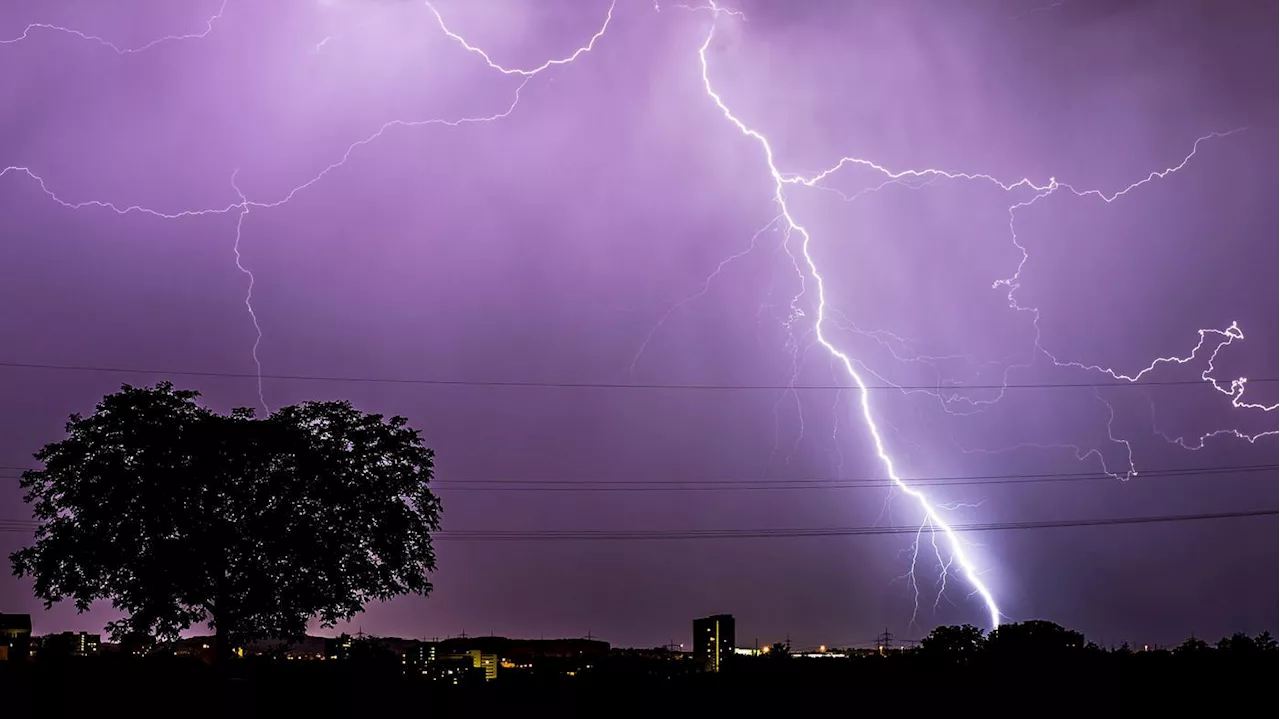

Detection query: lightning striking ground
(684, 2), (1273, 625)
(695, 6), (1003, 629)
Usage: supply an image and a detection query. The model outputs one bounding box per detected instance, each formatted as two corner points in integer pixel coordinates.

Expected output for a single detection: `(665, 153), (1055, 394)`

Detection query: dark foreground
(1, 655), (1273, 717)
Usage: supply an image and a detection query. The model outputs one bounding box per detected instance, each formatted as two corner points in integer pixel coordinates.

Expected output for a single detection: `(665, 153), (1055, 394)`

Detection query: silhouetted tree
(10, 382), (442, 665)
(920, 624), (985, 661)
(1253, 631), (1277, 653)
(985, 620), (1084, 659)
(766, 641), (790, 659)
(348, 634), (397, 665)
(1174, 637), (1211, 656)
(1218, 629), (1259, 652)
(118, 630), (157, 656)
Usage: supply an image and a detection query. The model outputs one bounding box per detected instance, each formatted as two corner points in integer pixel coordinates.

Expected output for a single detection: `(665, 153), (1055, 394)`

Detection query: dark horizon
(2, 0), (1276, 651)
(12, 621), (1268, 656)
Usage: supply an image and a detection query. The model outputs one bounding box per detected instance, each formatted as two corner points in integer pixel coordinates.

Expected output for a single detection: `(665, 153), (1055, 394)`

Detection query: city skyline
(1, 0), (1275, 650)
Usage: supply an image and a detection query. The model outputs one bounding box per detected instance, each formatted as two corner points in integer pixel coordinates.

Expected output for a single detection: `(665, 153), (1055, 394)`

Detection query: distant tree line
(917, 620), (1276, 662)
(723, 619), (1276, 674)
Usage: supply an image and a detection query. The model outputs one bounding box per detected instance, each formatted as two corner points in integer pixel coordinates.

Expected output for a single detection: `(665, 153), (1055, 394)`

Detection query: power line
(426, 509), (1280, 539)
(0, 508), (1274, 538)
(422, 464), (1277, 490)
(1, 464), (1273, 491)
(0, 359), (1272, 392)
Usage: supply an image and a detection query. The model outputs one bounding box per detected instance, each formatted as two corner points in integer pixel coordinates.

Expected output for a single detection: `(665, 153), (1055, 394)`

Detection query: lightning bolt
(797, 129), (1260, 429)
(630, 214), (783, 377)
(230, 171), (267, 415)
(0, 1), (228, 54)
(985, 141), (1275, 456)
(407, 1), (1271, 629)
(0, 166), (241, 219)
(1, 0), (612, 217)
(220, 1), (611, 389)
(694, 4), (1004, 628)
(3, 0), (611, 409)
(687, 2), (1272, 627)
(425, 0), (616, 77)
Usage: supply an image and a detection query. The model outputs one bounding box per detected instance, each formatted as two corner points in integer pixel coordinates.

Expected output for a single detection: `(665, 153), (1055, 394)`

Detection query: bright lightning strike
(695, 6), (1003, 629)
(417, 1), (1270, 629)
(689, 2), (1272, 628)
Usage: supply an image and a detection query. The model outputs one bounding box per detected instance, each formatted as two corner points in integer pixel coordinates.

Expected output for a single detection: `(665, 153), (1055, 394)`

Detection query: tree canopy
(10, 382), (442, 661)
(920, 623), (985, 661)
(985, 619), (1085, 657)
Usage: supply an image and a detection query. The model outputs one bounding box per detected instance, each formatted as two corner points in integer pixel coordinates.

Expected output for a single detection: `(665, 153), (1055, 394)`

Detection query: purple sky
(1, 0), (1276, 650)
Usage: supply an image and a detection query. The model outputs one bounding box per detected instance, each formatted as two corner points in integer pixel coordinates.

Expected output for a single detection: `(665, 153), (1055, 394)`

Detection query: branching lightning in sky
(0, 0), (228, 54)
(425, 0), (616, 77)
(2, 0), (1274, 630)
(630, 214), (783, 376)
(1, 0), (604, 408)
(657, 2), (1271, 625)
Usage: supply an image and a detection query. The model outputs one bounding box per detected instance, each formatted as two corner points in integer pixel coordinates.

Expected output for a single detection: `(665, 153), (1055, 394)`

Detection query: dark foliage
(916, 620), (1278, 672)
(10, 382), (441, 661)
(985, 618), (1086, 657)
(920, 622), (985, 660)
(766, 640), (790, 659)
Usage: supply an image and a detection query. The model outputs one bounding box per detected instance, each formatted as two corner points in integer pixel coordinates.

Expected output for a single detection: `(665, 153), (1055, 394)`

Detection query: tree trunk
(214, 617), (235, 668)
(212, 615), (239, 717)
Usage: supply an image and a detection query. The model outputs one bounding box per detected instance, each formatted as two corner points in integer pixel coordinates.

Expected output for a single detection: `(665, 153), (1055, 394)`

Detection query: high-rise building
(38, 631), (100, 657)
(325, 635), (353, 661)
(75, 632), (100, 655)
(402, 641), (438, 675)
(444, 649), (498, 681)
(692, 614), (735, 672)
(403, 641), (437, 665)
